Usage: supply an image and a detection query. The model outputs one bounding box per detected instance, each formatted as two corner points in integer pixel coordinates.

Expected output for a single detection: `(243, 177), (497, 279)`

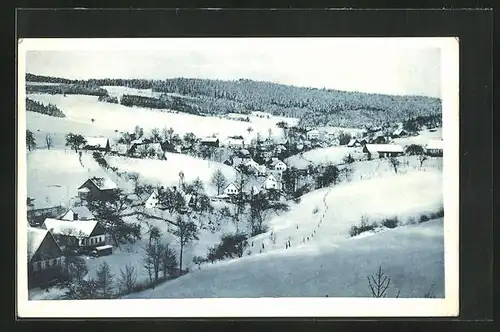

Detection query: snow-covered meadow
(27, 93), (297, 143)
(123, 218), (444, 299)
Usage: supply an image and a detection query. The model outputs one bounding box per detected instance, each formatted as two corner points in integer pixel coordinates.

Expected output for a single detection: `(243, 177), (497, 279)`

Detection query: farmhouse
(77, 177), (117, 201)
(82, 136), (110, 152)
(425, 140), (444, 156)
(60, 206), (95, 221)
(200, 137), (220, 148)
(144, 190), (159, 209)
(246, 159), (267, 176)
(363, 144), (405, 158)
(43, 218), (107, 250)
(28, 226), (65, 288)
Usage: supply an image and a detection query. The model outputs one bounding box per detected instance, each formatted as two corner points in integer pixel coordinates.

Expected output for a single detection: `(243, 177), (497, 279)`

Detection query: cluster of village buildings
(28, 123), (443, 289)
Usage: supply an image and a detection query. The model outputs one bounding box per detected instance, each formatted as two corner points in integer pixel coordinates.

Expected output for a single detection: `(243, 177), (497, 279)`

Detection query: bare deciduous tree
(117, 264), (137, 294)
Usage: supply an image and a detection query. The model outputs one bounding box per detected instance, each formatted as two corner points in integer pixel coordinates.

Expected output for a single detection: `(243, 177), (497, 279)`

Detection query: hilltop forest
(26, 73), (442, 128)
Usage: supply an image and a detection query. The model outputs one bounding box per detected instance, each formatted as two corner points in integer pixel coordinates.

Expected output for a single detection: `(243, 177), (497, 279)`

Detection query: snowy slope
(392, 128), (442, 146)
(106, 153), (238, 196)
(248, 169), (443, 254)
(123, 218), (444, 299)
(26, 149), (131, 209)
(26, 93), (292, 142)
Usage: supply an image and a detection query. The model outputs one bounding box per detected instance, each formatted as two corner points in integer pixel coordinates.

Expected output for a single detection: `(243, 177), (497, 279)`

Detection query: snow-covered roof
(43, 218), (98, 238)
(28, 227), (48, 260)
(426, 140), (443, 150)
(393, 128), (406, 135)
(95, 244), (113, 250)
(269, 159), (285, 167)
(201, 137), (219, 143)
(61, 206), (95, 221)
(86, 177), (118, 191)
(307, 129), (319, 134)
(130, 138), (145, 145)
(84, 136), (109, 148)
(364, 144), (404, 154)
(77, 187), (90, 193)
(347, 139), (358, 147)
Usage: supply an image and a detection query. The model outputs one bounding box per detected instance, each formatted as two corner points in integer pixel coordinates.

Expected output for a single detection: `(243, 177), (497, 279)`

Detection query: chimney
(73, 213), (78, 221)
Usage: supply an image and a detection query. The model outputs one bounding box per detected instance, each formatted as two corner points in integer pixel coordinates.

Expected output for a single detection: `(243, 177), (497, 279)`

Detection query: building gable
(32, 232), (63, 262)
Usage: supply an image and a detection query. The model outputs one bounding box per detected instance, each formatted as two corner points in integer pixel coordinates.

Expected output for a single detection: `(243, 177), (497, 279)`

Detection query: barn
(425, 140), (444, 156)
(200, 137), (220, 148)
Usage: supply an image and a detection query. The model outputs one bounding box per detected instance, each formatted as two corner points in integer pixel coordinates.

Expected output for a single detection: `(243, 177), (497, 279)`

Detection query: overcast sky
(25, 38), (442, 98)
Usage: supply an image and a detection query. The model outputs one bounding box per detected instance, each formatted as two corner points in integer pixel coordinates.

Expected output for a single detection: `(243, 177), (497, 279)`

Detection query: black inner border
(12, 7), (494, 328)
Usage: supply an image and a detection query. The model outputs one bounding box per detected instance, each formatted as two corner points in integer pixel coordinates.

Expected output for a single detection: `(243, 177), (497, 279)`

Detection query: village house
(392, 128), (408, 138)
(425, 139), (444, 156)
(82, 136), (110, 152)
(43, 218), (107, 251)
(245, 159), (267, 176)
(347, 138), (362, 148)
(370, 134), (387, 144)
(268, 158), (287, 172)
(306, 129), (321, 140)
(60, 205), (95, 221)
(128, 142), (166, 159)
(77, 177), (118, 201)
(363, 144), (405, 158)
(224, 183), (240, 196)
(200, 137), (220, 148)
(262, 174), (281, 190)
(28, 226), (65, 288)
(144, 189), (159, 209)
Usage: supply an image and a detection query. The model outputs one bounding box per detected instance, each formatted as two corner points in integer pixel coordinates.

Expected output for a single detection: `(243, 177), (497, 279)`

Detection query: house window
(37, 262), (41, 270)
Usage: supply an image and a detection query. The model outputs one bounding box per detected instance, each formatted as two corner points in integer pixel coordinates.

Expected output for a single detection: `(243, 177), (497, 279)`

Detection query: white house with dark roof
(363, 144), (405, 158)
(28, 226), (65, 288)
(144, 189), (159, 209)
(306, 129), (321, 140)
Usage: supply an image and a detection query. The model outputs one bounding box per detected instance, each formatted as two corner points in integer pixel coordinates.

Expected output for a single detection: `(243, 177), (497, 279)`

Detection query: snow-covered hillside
(27, 93), (295, 142)
(248, 169), (443, 255)
(285, 146), (365, 169)
(26, 149), (131, 209)
(393, 128), (442, 146)
(106, 153), (238, 196)
(123, 218), (444, 299)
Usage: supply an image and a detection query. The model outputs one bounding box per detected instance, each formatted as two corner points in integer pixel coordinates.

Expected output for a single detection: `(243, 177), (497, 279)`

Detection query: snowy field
(246, 168), (443, 256)
(27, 93), (295, 142)
(106, 153), (238, 196)
(123, 218), (444, 299)
(317, 126), (366, 137)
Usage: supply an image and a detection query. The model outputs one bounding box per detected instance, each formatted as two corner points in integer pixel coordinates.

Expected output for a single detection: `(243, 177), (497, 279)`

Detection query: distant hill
(26, 73), (442, 128)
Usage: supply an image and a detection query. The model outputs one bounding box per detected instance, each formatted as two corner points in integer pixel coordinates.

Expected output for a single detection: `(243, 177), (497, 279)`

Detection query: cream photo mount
(16, 37), (459, 318)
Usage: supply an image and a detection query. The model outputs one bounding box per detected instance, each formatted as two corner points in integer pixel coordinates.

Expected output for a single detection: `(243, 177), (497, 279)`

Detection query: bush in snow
(206, 233), (249, 262)
(382, 217), (399, 229)
(429, 208), (444, 219)
(419, 215), (430, 223)
(312, 207), (319, 214)
(349, 216), (377, 237)
(92, 151), (109, 169)
(343, 153), (355, 164)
